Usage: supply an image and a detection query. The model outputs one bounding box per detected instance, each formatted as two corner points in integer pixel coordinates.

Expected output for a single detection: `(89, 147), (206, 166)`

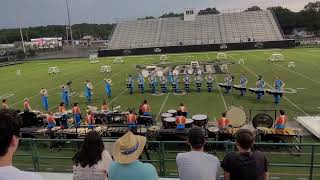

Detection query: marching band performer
(85, 80), (93, 104)
(127, 74), (134, 94)
(178, 103), (188, 117)
(72, 103), (82, 127)
(40, 88), (49, 111)
(168, 70), (174, 83)
(160, 74), (168, 93)
(138, 72), (145, 93)
(58, 102), (68, 129)
(205, 73), (214, 92)
(47, 112), (56, 130)
(275, 110), (288, 129)
(224, 75), (233, 93)
(127, 109), (137, 131)
(61, 85), (69, 107)
(195, 73), (203, 92)
(217, 112), (231, 130)
(274, 76), (285, 104)
(172, 74), (179, 93)
(2, 99), (9, 109)
(256, 76), (265, 100)
(176, 110), (186, 129)
(85, 110), (95, 129)
(101, 100), (109, 111)
(239, 74), (248, 96)
(148, 72), (157, 94)
(183, 74), (191, 92)
(23, 98), (32, 112)
(140, 100), (151, 116)
(104, 79), (112, 98)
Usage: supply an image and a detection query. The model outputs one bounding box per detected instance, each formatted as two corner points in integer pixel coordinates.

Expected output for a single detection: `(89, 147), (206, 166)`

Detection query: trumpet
(86, 82), (93, 90)
(104, 79), (112, 85)
(40, 89), (48, 96)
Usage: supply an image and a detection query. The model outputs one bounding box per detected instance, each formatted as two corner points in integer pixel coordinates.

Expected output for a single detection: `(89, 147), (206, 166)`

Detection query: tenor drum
(192, 114), (208, 127)
(226, 107), (247, 128)
(185, 119), (194, 128)
(167, 109), (177, 117)
(161, 113), (172, 122)
(163, 117), (176, 129)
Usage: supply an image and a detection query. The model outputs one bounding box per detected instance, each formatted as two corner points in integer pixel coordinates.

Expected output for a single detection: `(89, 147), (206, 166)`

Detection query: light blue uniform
(172, 76), (179, 93)
(41, 94), (49, 111)
(127, 76), (134, 94)
(62, 88), (69, 107)
(257, 79), (265, 99)
(138, 74), (144, 93)
(85, 84), (92, 103)
(105, 82), (111, 98)
(184, 75), (190, 92)
(274, 79), (283, 104)
(149, 75), (157, 94)
(168, 71), (174, 83)
(240, 76), (248, 96)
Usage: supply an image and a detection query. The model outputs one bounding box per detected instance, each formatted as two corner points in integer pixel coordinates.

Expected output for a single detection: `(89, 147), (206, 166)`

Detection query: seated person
(23, 98), (32, 112)
(85, 110), (95, 129)
(275, 110), (288, 129)
(176, 110), (186, 129)
(218, 112), (230, 130)
(2, 99), (9, 109)
(127, 109), (137, 131)
(140, 100), (151, 116)
(101, 100), (109, 112)
(178, 103), (188, 117)
(47, 112), (56, 130)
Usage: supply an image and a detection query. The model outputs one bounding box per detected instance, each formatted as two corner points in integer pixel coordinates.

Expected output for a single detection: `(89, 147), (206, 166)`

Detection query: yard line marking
(109, 88), (128, 104)
(206, 53), (227, 110)
(228, 54), (309, 116)
(155, 90), (171, 121)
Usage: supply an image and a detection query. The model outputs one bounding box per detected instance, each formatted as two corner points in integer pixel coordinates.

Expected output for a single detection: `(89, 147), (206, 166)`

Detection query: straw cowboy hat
(113, 131), (146, 164)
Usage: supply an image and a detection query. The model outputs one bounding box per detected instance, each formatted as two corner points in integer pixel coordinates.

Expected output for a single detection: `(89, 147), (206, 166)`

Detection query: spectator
(0, 109), (43, 180)
(176, 127), (220, 180)
(73, 130), (113, 180)
(2, 99), (9, 109)
(108, 131), (158, 180)
(221, 129), (269, 180)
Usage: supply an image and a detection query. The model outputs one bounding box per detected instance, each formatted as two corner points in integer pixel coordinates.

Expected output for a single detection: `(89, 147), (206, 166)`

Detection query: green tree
(245, 6), (262, 12)
(198, 7), (220, 15)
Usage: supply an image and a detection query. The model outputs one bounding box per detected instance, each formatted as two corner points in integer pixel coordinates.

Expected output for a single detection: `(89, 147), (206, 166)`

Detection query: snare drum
(167, 109), (177, 117)
(192, 114), (208, 127)
(185, 119), (194, 128)
(163, 117), (176, 129)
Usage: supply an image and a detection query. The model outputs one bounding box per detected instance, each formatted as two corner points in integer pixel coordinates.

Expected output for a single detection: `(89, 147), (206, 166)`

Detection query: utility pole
(65, 0), (74, 48)
(18, 16), (26, 53)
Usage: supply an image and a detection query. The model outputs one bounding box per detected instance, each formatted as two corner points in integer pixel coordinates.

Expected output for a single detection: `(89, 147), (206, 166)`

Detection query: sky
(0, 0), (316, 28)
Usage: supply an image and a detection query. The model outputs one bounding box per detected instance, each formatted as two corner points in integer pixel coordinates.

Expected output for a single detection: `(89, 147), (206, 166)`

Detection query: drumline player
(58, 102), (68, 129)
(217, 112), (231, 130)
(205, 73), (214, 92)
(172, 74), (179, 93)
(160, 74), (167, 93)
(72, 103), (82, 127)
(148, 72), (157, 94)
(239, 74), (248, 96)
(224, 75), (233, 93)
(101, 100), (109, 112)
(47, 112), (56, 130)
(256, 76), (265, 100)
(85, 110), (95, 129)
(127, 74), (134, 94)
(195, 73), (203, 92)
(274, 76), (285, 104)
(275, 110), (288, 129)
(178, 103), (188, 117)
(138, 72), (145, 93)
(176, 110), (186, 129)
(183, 74), (191, 92)
(2, 99), (9, 109)
(127, 109), (138, 131)
(23, 98), (32, 112)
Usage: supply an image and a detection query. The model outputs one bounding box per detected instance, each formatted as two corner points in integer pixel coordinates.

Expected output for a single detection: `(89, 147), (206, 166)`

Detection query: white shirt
(0, 166), (44, 180)
(176, 151), (220, 180)
(73, 150), (113, 180)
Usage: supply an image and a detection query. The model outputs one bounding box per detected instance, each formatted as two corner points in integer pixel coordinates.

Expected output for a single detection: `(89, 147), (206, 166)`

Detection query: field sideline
(1, 48), (320, 123)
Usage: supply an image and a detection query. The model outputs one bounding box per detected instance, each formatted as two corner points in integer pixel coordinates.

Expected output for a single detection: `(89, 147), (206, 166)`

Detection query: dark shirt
(221, 151), (268, 180)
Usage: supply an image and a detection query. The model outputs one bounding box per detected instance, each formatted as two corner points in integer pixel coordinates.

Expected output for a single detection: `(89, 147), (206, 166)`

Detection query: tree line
(0, 1), (319, 44)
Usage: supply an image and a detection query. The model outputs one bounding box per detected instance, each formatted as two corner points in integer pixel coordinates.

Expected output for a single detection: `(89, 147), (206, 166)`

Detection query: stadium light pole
(65, 0), (74, 48)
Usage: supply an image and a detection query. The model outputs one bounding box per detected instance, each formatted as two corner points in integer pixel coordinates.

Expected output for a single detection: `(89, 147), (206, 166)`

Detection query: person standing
(140, 100), (151, 116)
(275, 110), (288, 129)
(72, 103), (81, 127)
(61, 85), (69, 107)
(104, 79), (112, 98)
(85, 80), (93, 104)
(256, 76), (265, 100)
(108, 131), (158, 180)
(274, 76), (285, 104)
(23, 98), (32, 112)
(0, 109), (44, 180)
(239, 74), (248, 96)
(40, 88), (49, 111)
(177, 127), (220, 180)
(221, 129), (269, 180)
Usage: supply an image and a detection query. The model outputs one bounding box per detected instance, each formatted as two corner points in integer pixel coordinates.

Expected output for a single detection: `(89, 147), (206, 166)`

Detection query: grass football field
(1, 47), (320, 121)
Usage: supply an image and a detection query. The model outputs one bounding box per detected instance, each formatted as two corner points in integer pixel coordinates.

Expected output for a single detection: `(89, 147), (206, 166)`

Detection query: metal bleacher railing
(15, 138), (320, 180)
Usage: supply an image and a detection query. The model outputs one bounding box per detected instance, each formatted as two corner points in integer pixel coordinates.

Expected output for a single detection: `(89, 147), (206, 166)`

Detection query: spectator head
(73, 131), (104, 167)
(279, 110), (285, 115)
(113, 131), (146, 164)
(188, 127), (206, 151)
(177, 110), (182, 116)
(235, 129), (255, 151)
(222, 112), (226, 117)
(59, 102), (64, 106)
(0, 109), (22, 159)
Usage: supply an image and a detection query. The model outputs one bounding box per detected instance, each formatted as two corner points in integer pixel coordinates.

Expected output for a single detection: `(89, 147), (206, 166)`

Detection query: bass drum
(252, 113), (273, 129)
(226, 106), (247, 128)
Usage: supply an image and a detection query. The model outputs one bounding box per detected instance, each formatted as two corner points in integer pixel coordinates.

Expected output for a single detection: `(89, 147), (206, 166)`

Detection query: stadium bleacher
(107, 10), (284, 50)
